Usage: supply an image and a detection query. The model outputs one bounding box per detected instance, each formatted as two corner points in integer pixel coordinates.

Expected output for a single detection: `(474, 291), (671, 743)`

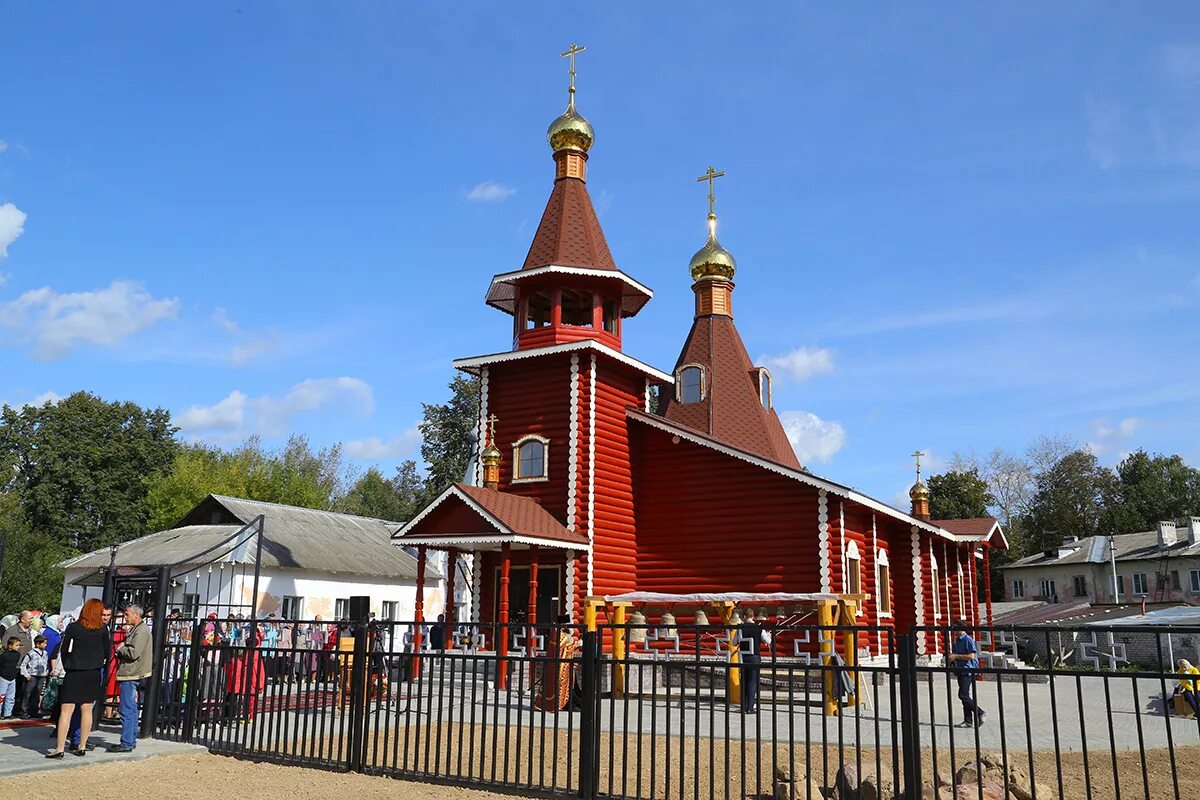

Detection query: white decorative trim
(587, 354), (596, 562)
(512, 433), (550, 483)
(476, 366), (489, 486)
(470, 552), (481, 621)
(817, 490), (831, 592)
(486, 264), (654, 316)
(956, 552), (965, 620)
(626, 409), (976, 544)
(930, 540), (942, 622)
(674, 362), (707, 403)
(874, 516), (892, 622)
(395, 484), (585, 550)
(401, 533), (583, 551)
(454, 339), (674, 383)
(941, 540), (950, 622)
(911, 526), (925, 655)
(967, 546), (976, 625)
(643, 377), (651, 412)
(839, 502), (847, 590)
(564, 551), (576, 619)
(567, 354), (580, 531)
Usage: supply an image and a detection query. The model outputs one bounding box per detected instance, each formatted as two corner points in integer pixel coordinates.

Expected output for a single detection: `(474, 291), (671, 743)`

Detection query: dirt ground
(4, 728), (1196, 800)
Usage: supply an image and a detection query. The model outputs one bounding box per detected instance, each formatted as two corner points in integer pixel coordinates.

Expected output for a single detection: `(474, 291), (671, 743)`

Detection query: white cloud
(466, 181), (516, 203)
(778, 410), (846, 464)
(211, 307), (278, 365)
(0, 203), (27, 258)
(1088, 416), (1143, 454)
(0, 280), (179, 360)
(178, 377), (375, 439)
(759, 347), (834, 382)
(345, 427), (422, 460)
(29, 390), (63, 407)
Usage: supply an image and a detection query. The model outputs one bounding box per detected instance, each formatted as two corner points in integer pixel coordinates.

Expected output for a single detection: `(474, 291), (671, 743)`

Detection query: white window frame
(1011, 579), (1024, 600)
(845, 540), (862, 617)
(512, 434), (550, 483)
(931, 554), (941, 620)
(280, 595), (304, 621)
(1040, 579), (1056, 600)
(754, 367), (773, 410)
(956, 561), (965, 618)
(380, 600), (399, 621)
(876, 547), (892, 617)
(1132, 573), (1149, 596)
(335, 598), (350, 620)
(675, 363), (706, 403)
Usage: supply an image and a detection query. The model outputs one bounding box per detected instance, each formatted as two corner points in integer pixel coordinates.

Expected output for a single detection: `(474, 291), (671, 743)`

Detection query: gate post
(347, 595), (371, 772)
(578, 629), (599, 800)
(141, 566), (172, 737)
(897, 633), (922, 800)
(182, 614), (205, 742)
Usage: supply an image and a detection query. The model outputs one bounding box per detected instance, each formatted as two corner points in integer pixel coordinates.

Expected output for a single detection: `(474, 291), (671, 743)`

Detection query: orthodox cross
(561, 43), (586, 98)
(487, 414), (499, 446)
(912, 449), (926, 481)
(696, 166), (726, 217)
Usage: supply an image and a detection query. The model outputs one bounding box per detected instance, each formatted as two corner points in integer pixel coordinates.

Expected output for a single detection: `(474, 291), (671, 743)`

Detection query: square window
(1012, 579), (1024, 600)
(1039, 579), (1056, 600)
(1191, 570), (1200, 593)
(335, 598), (350, 621)
(1132, 573), (1148, 595)
(1072, 576), (1087, 597)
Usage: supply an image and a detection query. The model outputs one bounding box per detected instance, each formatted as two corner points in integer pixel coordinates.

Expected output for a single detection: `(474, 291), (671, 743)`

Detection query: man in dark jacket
(738, 611), (773, 714)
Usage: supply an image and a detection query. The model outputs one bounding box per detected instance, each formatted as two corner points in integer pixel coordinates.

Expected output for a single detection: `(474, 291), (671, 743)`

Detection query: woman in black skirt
(47, 598), (111, 758)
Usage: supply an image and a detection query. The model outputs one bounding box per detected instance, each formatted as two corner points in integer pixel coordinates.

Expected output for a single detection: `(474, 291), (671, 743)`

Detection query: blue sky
(2, 3), (1198, 506)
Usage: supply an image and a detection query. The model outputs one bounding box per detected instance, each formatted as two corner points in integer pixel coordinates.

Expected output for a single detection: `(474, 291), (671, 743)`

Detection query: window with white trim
(335, 598), (350, 620)
(1039, 579), (1056, 600)
(677, 365), (705, 403)
(931, 556), (941, 619)
(755, 368), (772, 410)
(1011, 579), (1024, 600)
(845, 540), (862, 616)
(876, 548), (891, 615)
(380, 601), (399, 621)
(1191, 570), (1200, 593)
(1132, 573), (1149, 595)
(513, 435), (549, 482)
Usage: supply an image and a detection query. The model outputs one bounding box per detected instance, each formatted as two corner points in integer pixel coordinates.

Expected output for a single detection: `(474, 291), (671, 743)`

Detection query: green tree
(0, 392), (177, 551)
(419, 375), (480, 498)
(928, 468), (995, 520)
(1024, 449), (1116, 553)
(146, 436), (349, 531)
(338, 467), (407, 521)
(1101, 450), (1200, 534)
(0, 494), (72, 613)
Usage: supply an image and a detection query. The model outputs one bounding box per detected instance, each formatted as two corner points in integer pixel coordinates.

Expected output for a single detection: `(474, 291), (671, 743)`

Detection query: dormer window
(513, 434), (550, 482)
(755, 367), (772, 409)
(677, 364), (705, 403)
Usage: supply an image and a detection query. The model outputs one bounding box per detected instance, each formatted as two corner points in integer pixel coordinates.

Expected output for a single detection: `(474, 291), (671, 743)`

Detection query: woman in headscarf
(46, 599), (110, 758)
(1177, 659), (1200, 715)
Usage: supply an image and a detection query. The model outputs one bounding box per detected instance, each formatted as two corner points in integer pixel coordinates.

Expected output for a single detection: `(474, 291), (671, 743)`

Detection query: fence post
(182, 614), (205, 742)
(578, 629), (599, 800)
(347, 595), (371, 772)
(897, 633), (922, 800)
(141, 566), (172, 737)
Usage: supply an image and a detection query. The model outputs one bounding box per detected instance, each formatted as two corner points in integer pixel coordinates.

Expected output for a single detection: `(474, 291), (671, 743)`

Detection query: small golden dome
(909, 480), (930, 501)
(481, 441), (501, 464)
(689, 214), (737, 282)
(547, 101), (594, 154)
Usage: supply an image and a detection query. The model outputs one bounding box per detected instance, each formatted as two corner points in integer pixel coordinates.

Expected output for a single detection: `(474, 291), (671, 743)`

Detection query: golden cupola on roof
(689, 214), (737, 282)
(547, 96), (594, 154)
(909, 479), (930, 502)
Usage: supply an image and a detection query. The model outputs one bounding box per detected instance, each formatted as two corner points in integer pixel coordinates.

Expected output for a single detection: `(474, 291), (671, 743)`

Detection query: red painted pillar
(446, 548), (458, 624)
(528, 546), (539, 655)
(414, 545), (426, 679)
(498, 542), (511, 689)
(983, 547), (994, 628)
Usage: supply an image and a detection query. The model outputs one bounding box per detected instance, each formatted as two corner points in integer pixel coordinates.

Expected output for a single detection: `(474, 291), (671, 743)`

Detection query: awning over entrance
(393, 483), (588, 552)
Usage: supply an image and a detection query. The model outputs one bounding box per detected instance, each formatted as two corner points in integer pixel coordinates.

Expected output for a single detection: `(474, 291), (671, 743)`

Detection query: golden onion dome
(547, 99), (594, 154)
(481, 441), (502, 464)
(689, 214), (737, 282)
(909, 480), (930, 501)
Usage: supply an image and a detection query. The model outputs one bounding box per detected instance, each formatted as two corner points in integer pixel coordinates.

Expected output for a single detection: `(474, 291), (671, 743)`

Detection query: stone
(772, 770), (823, 800)
(835, 763), (861, 800)
(859, 772), (894, 800)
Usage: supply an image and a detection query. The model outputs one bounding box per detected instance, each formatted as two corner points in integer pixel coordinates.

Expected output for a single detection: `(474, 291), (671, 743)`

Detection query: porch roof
(394, 483), (588, 552)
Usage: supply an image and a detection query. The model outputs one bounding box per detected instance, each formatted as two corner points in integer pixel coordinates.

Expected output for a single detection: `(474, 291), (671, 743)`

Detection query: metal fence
(140, 610), (1200, 800)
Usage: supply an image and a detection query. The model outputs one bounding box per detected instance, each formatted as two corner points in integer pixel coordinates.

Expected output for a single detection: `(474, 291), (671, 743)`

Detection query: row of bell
(625, 606), (792, 644)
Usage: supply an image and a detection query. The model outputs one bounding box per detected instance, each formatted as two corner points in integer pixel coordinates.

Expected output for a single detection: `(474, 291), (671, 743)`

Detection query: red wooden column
(446, 548), (458, 624)
(498, 543), (511, 689)
(414, 545), (427, 679)
(983, 546), (994, 628)
(528, 545), (539, 655)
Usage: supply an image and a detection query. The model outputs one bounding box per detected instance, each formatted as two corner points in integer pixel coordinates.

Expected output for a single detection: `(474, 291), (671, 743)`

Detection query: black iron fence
(139, 611), (1200, 800)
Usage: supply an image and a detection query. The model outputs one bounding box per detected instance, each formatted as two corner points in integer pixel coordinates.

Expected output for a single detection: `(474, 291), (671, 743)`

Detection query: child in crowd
(20, 636), (50, 719)
(0, 636), (22, 718)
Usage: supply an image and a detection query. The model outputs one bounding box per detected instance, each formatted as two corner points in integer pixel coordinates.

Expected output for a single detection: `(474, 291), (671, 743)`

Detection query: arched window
(677, 364), (704, 403)
(513, 435), (549, 482)
(931, 553), (941, 620)
(755, 367), (772, 409)
(876, 548), (892, 616)
(845, 540), (862, 617)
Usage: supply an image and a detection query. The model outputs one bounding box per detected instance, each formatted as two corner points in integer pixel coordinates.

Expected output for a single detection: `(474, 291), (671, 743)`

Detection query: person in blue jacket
(948, 619), (987, 728)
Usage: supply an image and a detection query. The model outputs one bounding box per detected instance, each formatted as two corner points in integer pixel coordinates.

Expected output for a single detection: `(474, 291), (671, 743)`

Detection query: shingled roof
(522, 177), (617, 271)
(395, 483), (588, 550)
(659, 314), (800, 469)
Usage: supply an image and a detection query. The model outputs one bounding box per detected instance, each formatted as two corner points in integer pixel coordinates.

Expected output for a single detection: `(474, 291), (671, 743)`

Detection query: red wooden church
(395, 55), (1005, 661)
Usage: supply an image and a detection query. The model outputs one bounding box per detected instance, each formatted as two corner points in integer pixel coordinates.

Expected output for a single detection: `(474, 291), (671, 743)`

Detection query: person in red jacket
(222, 631), (265, 723)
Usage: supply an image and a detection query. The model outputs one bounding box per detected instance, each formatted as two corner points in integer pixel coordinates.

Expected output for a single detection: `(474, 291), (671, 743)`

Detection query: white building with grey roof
(57, 494), (447, 622)
(1001, 518), (1200, 605)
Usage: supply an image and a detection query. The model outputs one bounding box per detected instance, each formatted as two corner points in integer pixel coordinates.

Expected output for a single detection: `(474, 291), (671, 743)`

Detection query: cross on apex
(487, 414), (499, 445)
(561, 43), (586, 100)
(912, 450), (926, 480)
(696, 166), (726, 219)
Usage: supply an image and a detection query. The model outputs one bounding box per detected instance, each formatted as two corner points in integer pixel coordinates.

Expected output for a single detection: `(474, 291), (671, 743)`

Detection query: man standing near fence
(948, 619), (986, 728)
(109, 604), (152, 753)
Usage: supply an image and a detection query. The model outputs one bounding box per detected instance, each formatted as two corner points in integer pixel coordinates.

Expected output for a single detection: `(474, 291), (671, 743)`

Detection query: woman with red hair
(47, 599), (110, 758)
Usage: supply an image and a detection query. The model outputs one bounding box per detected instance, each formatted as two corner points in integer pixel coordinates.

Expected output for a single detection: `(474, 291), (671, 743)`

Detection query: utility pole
(1110, 535), (1121, 604)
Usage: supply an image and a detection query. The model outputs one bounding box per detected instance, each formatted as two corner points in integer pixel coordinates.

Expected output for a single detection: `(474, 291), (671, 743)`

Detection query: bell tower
(483, 44), (653, 352)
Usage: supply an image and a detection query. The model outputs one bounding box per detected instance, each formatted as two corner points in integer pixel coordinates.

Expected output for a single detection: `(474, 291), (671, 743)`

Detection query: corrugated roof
(991, 600), (1175, 626)
(1006, 529), (1200, 569)
(59, 495), (434, 581)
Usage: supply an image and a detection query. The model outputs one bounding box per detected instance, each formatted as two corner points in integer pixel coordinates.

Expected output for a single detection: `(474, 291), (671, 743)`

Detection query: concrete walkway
(0, 720), (204, 777)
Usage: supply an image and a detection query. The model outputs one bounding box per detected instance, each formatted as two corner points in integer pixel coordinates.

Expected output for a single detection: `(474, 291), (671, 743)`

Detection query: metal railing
(141, 611), (1200, 800)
